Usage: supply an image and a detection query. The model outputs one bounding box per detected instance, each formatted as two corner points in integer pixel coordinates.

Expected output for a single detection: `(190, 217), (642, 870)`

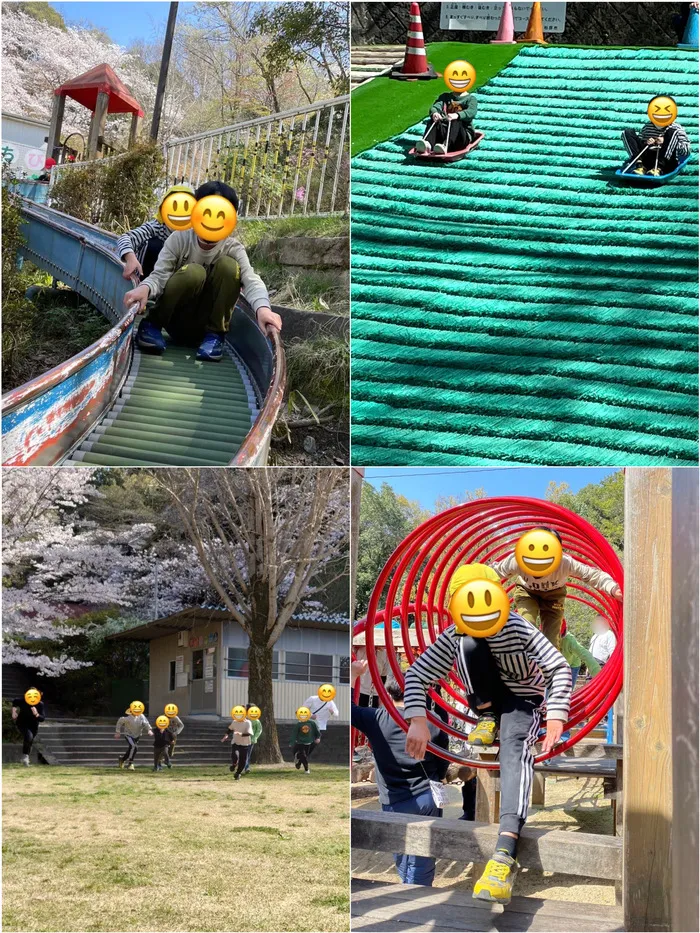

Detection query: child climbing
(124, 180), (282, 362)
(621, 95), (691, 176)
(114, 701), (153, 770)
(290, 706), (321, 774)
(243, 704), (262, 773)
(12, 689), (45, 766)
(403, 564), (572, 905)
(416, 59), (478, 155)
(220, 705), (253, 780)
(152, 716), (175, 771)
(488, 527), (622, 649)
(117, 184), (195, 280)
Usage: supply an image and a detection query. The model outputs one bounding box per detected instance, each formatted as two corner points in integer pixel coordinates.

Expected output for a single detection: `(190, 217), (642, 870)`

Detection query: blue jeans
(382, 789), (442, 885)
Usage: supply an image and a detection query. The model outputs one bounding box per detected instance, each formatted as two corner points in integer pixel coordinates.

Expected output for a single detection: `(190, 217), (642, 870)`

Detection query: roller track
(2, 199), (285, 467)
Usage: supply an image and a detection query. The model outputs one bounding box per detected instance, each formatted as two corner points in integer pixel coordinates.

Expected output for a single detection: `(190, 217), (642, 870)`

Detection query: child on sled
(416, 87), (478, 155)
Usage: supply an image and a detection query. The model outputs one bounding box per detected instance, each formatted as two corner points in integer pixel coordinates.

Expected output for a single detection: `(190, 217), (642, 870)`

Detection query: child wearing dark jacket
(153, 719), (175, 771)
(417, 89), (477, 155)
(12, 691), (46, 766)
(289, 708), (321, 774)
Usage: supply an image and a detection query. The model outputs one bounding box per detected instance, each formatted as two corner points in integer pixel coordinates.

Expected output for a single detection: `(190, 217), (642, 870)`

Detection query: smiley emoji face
(514, 529), (563, 578)
(164, 703), (178, 718)
(317, 684), (336, 702)
(247, 705), (261, 720)
(129, 700), (145, 716)
(296, 706), (312, 722)
(191, 195), (237, 242)
(158, 184), (195, 231)
(449, 578), (510, 638)
(647, 96), (677, 128)
(156, 715), (170, 729)
(231, 705), (247, 722)
(24, 688), (41, 706)
(443, 59), (476, 94)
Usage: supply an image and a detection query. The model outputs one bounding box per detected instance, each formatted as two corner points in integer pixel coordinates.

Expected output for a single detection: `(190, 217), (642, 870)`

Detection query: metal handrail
(232, 327), (286, 465)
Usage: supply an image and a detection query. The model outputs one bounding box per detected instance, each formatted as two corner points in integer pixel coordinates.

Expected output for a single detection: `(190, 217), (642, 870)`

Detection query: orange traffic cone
(391, 2), (437, 81)
(523, 1), (546, 43)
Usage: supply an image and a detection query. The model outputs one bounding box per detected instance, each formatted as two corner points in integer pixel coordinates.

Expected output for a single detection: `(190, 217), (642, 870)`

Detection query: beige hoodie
(489, 553), (619, 596)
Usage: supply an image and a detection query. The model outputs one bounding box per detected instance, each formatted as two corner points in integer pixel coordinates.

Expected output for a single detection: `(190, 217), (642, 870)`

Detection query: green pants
(513, 584), (567, 649)
(148, 258), (241, 345)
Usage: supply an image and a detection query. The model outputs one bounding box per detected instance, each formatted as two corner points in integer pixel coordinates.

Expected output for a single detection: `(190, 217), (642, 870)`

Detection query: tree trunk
(247, 640), (283, 763)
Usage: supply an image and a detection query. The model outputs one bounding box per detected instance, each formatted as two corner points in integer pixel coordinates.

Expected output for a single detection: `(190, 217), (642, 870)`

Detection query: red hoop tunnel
(353, 497), (623, 769)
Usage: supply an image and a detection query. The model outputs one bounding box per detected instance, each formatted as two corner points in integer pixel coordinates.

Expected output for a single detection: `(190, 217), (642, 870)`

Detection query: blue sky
(363, 467), (618, 510)
(52, 2), (183, 46)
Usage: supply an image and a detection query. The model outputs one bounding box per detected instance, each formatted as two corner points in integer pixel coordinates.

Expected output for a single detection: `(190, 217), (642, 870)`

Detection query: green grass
(351, 42), (523, 156)
(2, 764), (349, 932)
(239, 215), (348, 249)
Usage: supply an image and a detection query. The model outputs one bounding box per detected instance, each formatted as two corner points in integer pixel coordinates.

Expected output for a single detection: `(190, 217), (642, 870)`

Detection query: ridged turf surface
(65, 346), (256, 466)
(351, 46), (699, 466)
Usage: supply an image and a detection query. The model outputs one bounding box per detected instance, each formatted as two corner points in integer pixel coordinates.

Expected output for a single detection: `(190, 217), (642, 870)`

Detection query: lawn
(3, 764), (350, 932)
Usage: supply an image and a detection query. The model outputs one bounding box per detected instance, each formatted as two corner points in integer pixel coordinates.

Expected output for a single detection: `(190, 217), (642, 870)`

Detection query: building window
(310, 653), (333, 681)
(226, 646), (278, 680)
(339, 656), (350, 684)
(169, 660), (176, 692)
(283, 651), (334, 682)
(192, 649), (204, 681)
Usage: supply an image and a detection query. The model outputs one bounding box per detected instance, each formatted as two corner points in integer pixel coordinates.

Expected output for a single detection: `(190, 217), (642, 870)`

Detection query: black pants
(293, 742), (312, 772)
(428, 120), (473, 152)
(167, 738), (176, 760)
(142, 237), (164, 278)
(231, 744), (251, 776)
(120, 735), (140, 763)
(153, 746), (168, 769)
(622, 128), (685, 171)
(461, 776), (477, 821)
(21, 726), (38, 756)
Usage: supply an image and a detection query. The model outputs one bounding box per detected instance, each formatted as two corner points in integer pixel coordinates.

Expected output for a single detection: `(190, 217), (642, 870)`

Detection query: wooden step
(352, 878), (624, 932)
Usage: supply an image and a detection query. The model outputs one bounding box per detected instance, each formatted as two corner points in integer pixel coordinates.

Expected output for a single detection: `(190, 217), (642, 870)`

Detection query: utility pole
(150, 2), (178, 141)
(154, 560), (160, 620)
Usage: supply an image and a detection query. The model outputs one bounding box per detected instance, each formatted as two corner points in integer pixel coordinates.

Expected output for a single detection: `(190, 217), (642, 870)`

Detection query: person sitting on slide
(417, 88), (477, 155)
(403, 564), (572, 905)
(117, 184), (195, 281)
(124, 180), (281, 362)
(622, 95), (691, 176)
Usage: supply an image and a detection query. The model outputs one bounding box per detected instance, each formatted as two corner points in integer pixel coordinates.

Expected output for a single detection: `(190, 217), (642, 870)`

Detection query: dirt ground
(352, 775), (617, 905)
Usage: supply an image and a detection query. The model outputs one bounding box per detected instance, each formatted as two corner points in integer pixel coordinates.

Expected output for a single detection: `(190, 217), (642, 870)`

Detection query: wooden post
(46, 93), (65, 161)
(129, 113), (141, 148)
(350, 467), (364, 624)
(623, 469), (673, 932)
(87, 91), (110, 160)
(475, 751), (500, 822)
(531, 770), (546, 806)
(670, 468), (699, 932)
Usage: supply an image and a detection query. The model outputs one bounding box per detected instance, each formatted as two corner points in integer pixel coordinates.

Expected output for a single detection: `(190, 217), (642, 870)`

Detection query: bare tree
(155, 468), (349, 762)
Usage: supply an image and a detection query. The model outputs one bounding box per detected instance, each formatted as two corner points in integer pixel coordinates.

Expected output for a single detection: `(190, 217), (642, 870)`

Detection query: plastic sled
(615, 154), (691, 185)
(409, 130), (485, 162)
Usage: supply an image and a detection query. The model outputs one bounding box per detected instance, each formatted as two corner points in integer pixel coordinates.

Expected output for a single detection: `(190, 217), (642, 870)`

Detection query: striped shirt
(116, 221), (171, 261)
(403, 613), (572, 723)
(489, 553), (619, 596)
(640, 121), (690, 157)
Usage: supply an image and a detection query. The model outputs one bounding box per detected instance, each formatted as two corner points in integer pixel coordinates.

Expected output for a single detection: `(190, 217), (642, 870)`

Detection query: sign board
(175, 672), (188, 688)
(440, 3), (567, 33)
(204, 654), (215, 678)
(204, 679), (214, 694)
(175, 655), (184, 674)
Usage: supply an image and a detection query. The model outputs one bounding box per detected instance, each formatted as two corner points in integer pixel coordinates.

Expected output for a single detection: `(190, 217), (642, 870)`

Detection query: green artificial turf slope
(351, 46), (699, 466)
(351, 42), (523, 156)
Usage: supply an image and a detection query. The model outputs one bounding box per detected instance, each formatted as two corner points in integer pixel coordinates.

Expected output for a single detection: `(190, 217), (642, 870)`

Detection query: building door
(190, 647), (218, 713)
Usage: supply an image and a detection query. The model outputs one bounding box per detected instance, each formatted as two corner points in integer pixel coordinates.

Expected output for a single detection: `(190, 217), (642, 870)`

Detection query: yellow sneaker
(467, 715), (497, 746)
(632, 163), (646, 175)
(473, 853), (517, 904)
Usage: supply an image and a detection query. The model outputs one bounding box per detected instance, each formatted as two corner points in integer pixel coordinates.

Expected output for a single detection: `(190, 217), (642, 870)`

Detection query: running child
(289, 707), (321, 774)
(404, 564), (572, 904)
(117, 184), (195, 279)
(12, 688), (45, 766)
(243, 704), (262, 773)
(221, 705), (253, 780)
(153, 715), (175, 771)
(622, 95), (691, 176)
(124, 180), (282, 362)
(114, 701), (153, 770)
(303, 683), (339, 759)
(489, 527), (621, 649)
(163, 703), (184, 763)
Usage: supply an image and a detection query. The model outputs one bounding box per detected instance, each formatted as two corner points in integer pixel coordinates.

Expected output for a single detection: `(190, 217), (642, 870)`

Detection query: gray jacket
(115, 714), (152, 739)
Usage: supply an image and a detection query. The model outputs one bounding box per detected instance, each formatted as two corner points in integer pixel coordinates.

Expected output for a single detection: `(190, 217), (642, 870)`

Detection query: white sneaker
(434, 144), (447, 155)
(416, 139), (431, 154)
(21, 755), (30, 766)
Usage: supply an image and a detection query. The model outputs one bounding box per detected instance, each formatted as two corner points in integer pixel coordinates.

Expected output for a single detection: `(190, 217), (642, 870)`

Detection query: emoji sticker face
(156, 715), (170, 729)
(231, 705), (247, 722)
(296, 706), (312, 722)
(514, 529), (563, 578)
(164, 703), (178, 718)
(647, 96), (677, 128)
(191, 195), (237, 242)
(24, 688), (41, 706)
(317, 684), (336, 702)
(443, 60), (476, 94)
(129, 700), (145, 716)
(160, 191), (194, 231)
(247, 705), (261, 720)
(449, 578), (510, 638)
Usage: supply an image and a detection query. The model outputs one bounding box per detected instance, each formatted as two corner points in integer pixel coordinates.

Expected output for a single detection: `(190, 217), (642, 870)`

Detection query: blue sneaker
(137, 319), (166, 354)
(197, 332), (224, 362)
